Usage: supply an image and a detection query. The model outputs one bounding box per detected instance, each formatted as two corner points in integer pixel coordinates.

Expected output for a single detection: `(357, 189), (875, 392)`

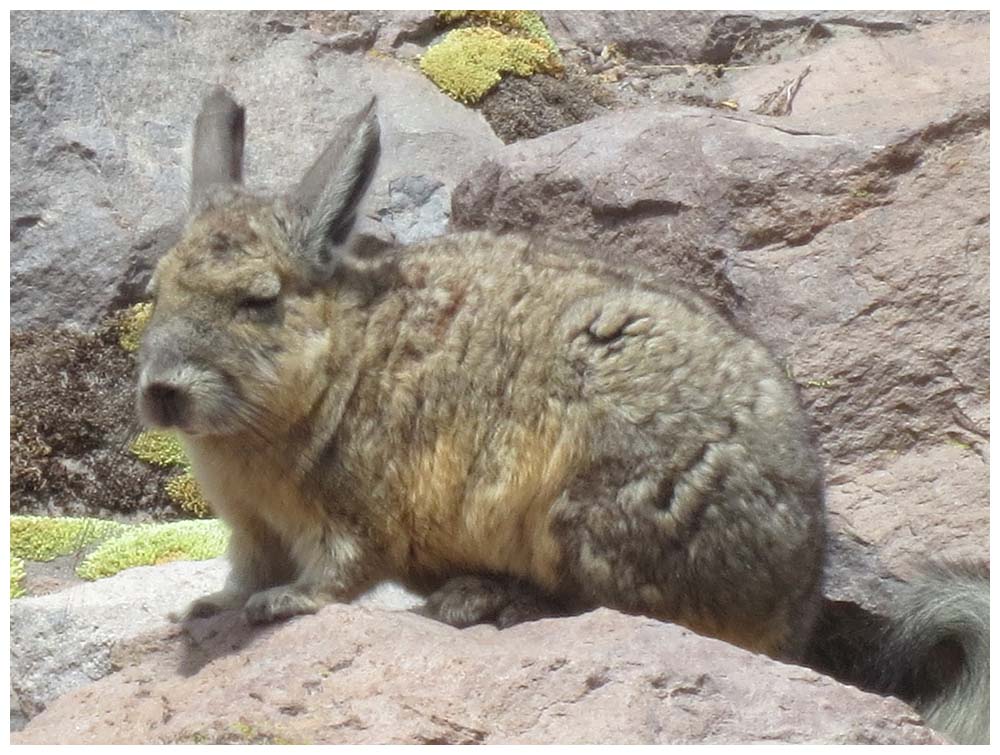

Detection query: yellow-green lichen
(945, 436), (975, 452)
(420, 11), (562, 103)
(130, 431), (210, 516)
(804, 378), (836, 389)
(436, 10), (559, 55)
(130, 430), (188, 468)
(10, 515), (230, 590)
(165, 470), (212, 518)
(10, 515), (130, 562)
(76, 519), (229, 580)
(11, 556), (26, 599)
(116, 301), (153, 353)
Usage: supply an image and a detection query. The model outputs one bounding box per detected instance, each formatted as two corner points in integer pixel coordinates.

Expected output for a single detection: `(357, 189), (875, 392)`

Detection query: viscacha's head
(136, 87), (380, 438)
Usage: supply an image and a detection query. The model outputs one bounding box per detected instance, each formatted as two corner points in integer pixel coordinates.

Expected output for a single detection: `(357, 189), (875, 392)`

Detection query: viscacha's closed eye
(237, 272), (281, 311)
(235, 291), (282, 325)
(238, 293), (279, 311)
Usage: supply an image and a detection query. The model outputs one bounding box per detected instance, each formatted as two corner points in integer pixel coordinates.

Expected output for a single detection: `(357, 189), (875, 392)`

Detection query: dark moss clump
(478, 70), (614, 144)
(10, 323), (179, 521)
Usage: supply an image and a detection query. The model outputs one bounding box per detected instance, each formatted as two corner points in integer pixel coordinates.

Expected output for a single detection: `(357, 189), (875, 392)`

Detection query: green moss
(116, 301), (153, 353)
(130, 432), (210, 516)
(436, 10), (559, 53)
(435, 9), (469, 25)
(76, 519), (229, 580)
(421, 27), (552, 103)
(11, 556), (26, 599)
(421, 11), (562, 104)
(165, 470), (212, 518)
(130, 430), (188, 468)
(11, 515), (230, 589)
(10, 515), (130, 562)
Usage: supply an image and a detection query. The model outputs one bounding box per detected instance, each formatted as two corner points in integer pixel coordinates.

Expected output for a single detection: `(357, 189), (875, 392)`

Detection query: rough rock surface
(9, 9), (988, 745)
(9, 558), (420, 729)
(12, 604), (943, 745)
(11, 559), (227, 728)
(543, 9), (989, 67)
(10, 10), (500, 330)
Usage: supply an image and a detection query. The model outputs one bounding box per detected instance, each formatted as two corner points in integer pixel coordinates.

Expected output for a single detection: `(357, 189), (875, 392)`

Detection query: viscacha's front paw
(169, 589), (248, 623)
(243, 585), (322, 624)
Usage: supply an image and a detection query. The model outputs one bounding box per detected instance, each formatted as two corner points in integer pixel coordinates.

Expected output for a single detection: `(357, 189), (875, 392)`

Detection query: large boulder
(542, 9), (988, 66)
(12, 600), (942, 745)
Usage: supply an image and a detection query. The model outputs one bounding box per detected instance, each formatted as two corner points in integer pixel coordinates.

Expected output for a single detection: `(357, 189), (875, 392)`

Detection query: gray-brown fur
(138, 88), (985, 740)
(876, 562), (989, 745)
(189, 87), (245, 213)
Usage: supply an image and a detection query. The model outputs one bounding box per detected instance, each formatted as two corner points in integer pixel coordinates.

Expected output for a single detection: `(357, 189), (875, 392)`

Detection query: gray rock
(263, 9), (437, 53)
(370, 9), (437, 51)
(10, 558), (226, 725)
(10, 10), (500, 330)
(377, 175), (450, 244)
(452, 105), (877, 311)
(544, 9), (988, 65)
(12, 605), (943, 744)
(545, 10), (728, 64)
(724, 22), (990, 134)
(9, 556), (423, 728)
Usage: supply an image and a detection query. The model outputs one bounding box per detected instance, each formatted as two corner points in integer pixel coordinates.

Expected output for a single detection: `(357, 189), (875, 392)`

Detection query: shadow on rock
(175, 611), (281, 677)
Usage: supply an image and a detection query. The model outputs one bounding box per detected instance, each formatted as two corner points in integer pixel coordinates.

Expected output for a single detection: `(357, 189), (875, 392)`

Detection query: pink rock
(12, 606), (944, 745)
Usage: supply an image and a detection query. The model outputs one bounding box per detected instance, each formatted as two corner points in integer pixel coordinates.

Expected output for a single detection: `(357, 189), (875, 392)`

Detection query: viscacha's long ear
(189, 86), (245, 212)
(290, 96), (380, 278)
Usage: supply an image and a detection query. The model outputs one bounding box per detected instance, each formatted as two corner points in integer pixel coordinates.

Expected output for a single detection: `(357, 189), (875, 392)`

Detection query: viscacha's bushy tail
(807, 561), (989, 744)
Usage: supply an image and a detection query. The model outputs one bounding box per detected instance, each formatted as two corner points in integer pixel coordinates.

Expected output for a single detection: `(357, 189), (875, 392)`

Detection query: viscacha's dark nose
(141, 381), (190, 428)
